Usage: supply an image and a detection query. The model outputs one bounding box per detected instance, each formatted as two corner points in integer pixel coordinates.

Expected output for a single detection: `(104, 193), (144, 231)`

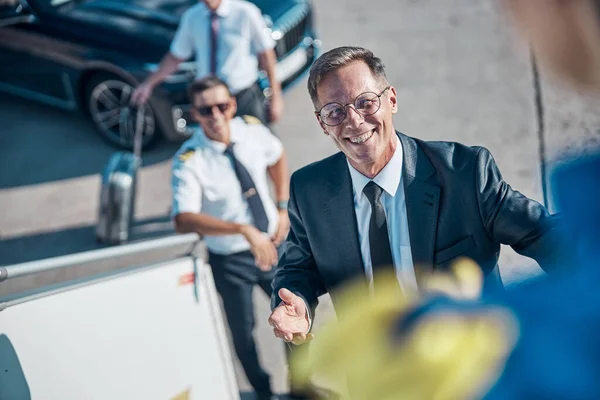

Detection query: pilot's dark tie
(224, 144), (269, 233)
(363, 181), (399, 292)
(210, 11), (219, 74)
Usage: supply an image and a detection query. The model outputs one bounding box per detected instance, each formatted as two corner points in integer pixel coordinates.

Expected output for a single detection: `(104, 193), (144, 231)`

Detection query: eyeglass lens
(319, 92), (381, 126)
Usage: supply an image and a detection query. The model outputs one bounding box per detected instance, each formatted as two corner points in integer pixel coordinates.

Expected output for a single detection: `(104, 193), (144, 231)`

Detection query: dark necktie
(224, 144), (269, 232)
(363, 181), (399, 292)
(210, 11), (219, 74)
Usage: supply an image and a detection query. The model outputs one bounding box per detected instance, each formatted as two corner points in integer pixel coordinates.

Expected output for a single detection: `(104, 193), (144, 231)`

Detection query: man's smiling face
(315, 60), (398, 177)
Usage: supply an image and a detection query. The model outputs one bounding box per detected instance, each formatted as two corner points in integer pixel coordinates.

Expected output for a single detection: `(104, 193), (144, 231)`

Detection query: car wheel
(86, 74), (160, 150)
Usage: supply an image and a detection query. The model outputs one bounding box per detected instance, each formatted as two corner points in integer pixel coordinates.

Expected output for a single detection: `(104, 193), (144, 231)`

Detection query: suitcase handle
(133, 104), (145, 160)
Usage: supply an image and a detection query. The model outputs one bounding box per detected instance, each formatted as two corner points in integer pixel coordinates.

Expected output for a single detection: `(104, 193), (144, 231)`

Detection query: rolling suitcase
(95, 106), (144, 244)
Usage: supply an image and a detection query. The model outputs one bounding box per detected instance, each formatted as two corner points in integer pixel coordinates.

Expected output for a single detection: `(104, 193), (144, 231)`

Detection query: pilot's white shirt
(171, 116), (283, 255)
(170, 0), (275, 94)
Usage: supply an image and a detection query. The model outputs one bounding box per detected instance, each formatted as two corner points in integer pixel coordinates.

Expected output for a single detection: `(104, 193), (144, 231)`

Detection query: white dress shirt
(171, 117), (283, 255)
(170, 0), (276, 94)
(347, 135), (418, 294)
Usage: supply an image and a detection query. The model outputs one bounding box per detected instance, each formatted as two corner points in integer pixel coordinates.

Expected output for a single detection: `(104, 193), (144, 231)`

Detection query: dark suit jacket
(271, 131), (565, 312)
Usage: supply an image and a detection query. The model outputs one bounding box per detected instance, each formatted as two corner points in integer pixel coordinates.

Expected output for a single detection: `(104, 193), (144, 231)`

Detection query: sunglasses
(193, 102), (231, 116)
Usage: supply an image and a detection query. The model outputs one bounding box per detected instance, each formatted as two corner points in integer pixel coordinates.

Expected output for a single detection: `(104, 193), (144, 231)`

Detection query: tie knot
(363, 181), (383, 204)
(223, 143), (235, 156)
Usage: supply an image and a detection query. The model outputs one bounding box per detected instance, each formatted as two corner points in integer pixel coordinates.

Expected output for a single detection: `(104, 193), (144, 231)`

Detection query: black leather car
(0, 0), (320, 148)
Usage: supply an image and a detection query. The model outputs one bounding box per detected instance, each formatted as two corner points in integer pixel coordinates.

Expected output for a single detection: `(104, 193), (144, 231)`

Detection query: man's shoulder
(231, 115), (279, 143)
(181, 2), (207, 20)
(413, 136), (479, 155)
(411, 135), (486, 168)
(173, 135), (205, 166)
(240, 114), (264, 126)
(291, 152), (346, 183)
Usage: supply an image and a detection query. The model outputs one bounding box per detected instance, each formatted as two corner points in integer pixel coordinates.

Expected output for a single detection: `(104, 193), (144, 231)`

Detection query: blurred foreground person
(268, 45), (567, 345)
(171, 76), (289, 400)
(131, 0), (283, 124)
(287, 1), (600, 399)
(505, 0), (600, 90)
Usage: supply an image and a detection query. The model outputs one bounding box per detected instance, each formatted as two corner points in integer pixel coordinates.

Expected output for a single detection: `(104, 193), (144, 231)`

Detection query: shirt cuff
(303, 299), (312, 333)
(169, 44), (192, 61)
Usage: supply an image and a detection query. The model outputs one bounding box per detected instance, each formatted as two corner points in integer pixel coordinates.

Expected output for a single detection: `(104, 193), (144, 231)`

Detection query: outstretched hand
(268, 288), (311, 344)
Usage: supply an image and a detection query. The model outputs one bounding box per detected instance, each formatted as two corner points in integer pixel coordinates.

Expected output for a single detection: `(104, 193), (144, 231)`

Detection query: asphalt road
(1, 0), (598, 397)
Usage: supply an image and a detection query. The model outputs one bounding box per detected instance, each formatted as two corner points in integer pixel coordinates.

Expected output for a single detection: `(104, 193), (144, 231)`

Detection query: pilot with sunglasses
(171, 75), (290, 400)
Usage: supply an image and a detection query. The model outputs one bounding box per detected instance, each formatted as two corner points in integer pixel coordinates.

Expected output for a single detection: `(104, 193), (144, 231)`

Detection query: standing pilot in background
(132, 0), (284, 125)
(171, 75), (289, 400)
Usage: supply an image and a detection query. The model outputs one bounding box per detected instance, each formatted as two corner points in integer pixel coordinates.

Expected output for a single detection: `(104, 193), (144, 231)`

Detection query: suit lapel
(399, 132), (440, 289)
(324, 154), (365, 282)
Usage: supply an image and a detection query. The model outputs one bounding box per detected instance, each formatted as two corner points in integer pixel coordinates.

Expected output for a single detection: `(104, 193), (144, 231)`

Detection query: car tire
(85, 73), (161, 150)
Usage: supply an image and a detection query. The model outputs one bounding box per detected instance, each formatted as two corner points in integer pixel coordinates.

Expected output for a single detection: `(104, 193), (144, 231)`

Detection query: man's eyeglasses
(315, 86), (391, 126)
(194, 102), (231, 116)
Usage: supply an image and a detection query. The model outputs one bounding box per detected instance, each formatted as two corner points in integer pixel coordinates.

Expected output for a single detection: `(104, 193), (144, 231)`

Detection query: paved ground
(1, 0), (599, 397)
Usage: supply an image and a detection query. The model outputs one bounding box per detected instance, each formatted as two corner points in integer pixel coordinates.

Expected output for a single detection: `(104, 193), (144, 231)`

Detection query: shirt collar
(347, 134), (403, 198)
(203, 0), (230, 17)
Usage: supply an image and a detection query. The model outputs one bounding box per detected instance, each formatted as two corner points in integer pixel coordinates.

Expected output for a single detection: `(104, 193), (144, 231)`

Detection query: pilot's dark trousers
(208, 249), (279, 398)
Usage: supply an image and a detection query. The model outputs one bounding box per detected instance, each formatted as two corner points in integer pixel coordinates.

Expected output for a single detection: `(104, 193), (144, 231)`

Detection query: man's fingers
(278, 288), (296, 304)
(268, 310), (284, 329)
(269, 307), (293, 330)
(268, 242), (278, 263)
(259, 248), (272, 270)
(291, 333), (314, 345)
(131, 87), (149, 106)
(271, 234), (281, 246)
(258, 262), (272, 272)
(273, 327), (286, 340)
(273, 327), (293, 342)
(268, 310), (280, 328)
(254, 248), (269, 269)
(130, 91), (139, 105)
(254, 242), (277, 270)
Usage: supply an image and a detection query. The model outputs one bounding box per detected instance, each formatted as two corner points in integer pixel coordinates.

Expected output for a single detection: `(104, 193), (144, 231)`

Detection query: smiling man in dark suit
(267, 46), (566, 342)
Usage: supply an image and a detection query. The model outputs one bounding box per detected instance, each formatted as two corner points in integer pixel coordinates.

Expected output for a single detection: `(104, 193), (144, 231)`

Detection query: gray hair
(307, 46), (388, 106)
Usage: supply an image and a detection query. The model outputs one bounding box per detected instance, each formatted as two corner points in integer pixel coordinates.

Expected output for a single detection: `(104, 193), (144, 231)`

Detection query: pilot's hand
(268, 92), (284, 123)
(241, 224), (278, 271)
(268, 288), (311, 343)
(130, 81), (154, 106)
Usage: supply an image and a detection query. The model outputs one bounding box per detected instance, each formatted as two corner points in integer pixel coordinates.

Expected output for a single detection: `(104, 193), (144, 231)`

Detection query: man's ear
(228, 96), (238, 117)
(389, 86), (398, 114)
(190, 106), (200, 122)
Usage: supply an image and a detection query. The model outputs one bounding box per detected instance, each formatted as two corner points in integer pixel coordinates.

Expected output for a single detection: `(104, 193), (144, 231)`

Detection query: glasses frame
(315, 86), (391, 126)
(193, 101), (232, 117)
